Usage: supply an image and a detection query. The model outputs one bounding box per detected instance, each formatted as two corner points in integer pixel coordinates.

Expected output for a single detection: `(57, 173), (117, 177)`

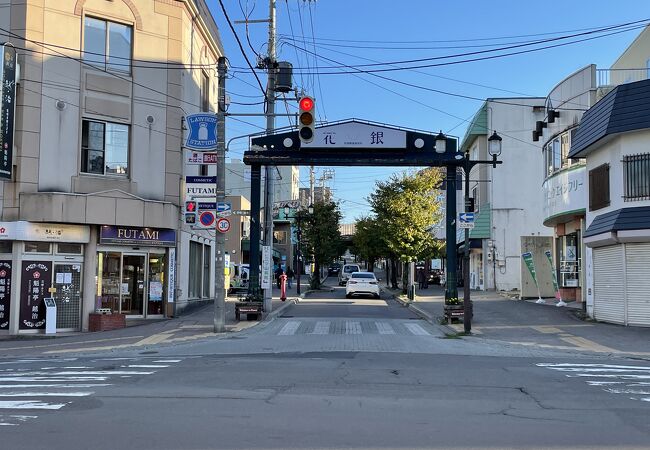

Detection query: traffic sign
(217, 217), (231, 233)
(199, 211), (215, 227)
(232, 209), (251, 216)
(185, 213), (196, 224)
(217, 202), (231, 212)
(458, 212), (475, 229)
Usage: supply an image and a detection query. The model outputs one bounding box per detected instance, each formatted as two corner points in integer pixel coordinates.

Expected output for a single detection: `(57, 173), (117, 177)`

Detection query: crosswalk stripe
(345, 321), (361, 335)
(278, 321), (301, 335)
(311, 321), (330, 335)
(375, 322), (395, 335)
(0, 401), (68, 410)
(404, 323), (429, 336)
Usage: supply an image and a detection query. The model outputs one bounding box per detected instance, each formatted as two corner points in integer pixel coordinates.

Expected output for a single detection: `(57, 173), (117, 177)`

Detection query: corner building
(0, 0), (224, 335)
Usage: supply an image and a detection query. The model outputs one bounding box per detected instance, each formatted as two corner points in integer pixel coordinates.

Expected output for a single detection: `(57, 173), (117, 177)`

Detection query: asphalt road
(1, 284), (649, 449)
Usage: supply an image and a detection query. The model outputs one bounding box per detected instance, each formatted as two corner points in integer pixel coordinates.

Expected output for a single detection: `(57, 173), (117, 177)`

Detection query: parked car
(345, 272), (380, 299)
(328, 263), (341, 276)
(338, 263), (361, 285)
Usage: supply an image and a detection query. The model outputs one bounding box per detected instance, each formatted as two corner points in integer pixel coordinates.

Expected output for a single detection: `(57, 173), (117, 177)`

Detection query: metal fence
(597, 68), (649, 87)
(623, 153), (650, 201)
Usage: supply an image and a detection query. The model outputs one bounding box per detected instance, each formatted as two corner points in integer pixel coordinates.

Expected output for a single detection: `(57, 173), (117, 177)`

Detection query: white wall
(487, 99), (552, 291)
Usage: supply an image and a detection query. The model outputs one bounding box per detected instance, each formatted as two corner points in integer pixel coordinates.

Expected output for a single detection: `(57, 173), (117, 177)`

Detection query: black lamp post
(285, 204), (313, 295)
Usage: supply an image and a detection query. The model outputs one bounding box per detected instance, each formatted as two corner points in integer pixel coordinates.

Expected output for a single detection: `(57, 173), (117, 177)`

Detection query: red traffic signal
(298, 96), (315, 144)
(185, 201), (197, 213)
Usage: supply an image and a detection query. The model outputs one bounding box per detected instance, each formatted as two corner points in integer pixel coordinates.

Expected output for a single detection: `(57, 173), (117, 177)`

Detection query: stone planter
(89, 312), (126, 332)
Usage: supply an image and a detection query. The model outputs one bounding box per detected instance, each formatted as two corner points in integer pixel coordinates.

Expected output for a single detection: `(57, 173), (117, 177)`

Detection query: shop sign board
(0, 261), (11, 329)
(542, 167), (587, 223)
(186, 151), (218, 165)
(185, 176), (216, 202)
(0, 221), (90, 243)
(184, 113), (217, 151)
(301, 121), (406, 149)
(100, 226), (176, 247)
(0, 45), (17, 180)
(167, 248), (176, 304)
(261, 245), (271, 289)
(19, 261), (52, 330)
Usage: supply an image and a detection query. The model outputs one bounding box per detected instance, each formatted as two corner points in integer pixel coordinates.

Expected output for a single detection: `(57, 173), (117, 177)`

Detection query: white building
(570, 78), (650, 326)
(458, 98), (553, 294)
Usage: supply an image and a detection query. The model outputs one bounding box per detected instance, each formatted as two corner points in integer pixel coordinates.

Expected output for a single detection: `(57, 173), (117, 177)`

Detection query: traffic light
(298, 96), (315, 144)
(185, 201), (197, 224)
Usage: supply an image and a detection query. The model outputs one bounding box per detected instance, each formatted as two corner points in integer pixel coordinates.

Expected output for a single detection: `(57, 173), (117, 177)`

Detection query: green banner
(522, 252), (538, 286)
(544, 250), (560, 293)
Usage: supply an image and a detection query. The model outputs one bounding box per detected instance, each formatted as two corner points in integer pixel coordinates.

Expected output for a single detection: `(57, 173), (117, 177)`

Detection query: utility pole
(462, 162), (472, 334)
(214, 56), (227, 333)
(262, 0), (277, 314)
(309, 166), (315, 204)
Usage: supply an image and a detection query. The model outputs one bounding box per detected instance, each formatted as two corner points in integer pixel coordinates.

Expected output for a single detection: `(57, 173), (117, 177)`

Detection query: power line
(284, 0), (306, 89)
(216, 0), (266, 97)
(307, 0), (327, 122)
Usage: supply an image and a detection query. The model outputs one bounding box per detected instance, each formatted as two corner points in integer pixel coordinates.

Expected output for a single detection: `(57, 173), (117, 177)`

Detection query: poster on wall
(19, 261), (52, 330)
(0, 261), (12, 329)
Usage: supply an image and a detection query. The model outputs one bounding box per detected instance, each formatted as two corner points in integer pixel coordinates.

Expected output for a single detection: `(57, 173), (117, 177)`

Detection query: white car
(345, 272), (380, 299)
(338, 264), (361, 285)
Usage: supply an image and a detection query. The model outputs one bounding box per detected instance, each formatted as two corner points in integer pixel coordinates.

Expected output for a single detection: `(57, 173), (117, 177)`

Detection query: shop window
(0, 241), (11, 253)
(589, 163), (610, 211)
(57, 243), (83, 255)
(273, 231), (288, 245)
(623, 153), (650, 201)
(24, 242), (51, 253)
(83, 17), (132, 74)
(81, 120), (129, 176)
(189, 241), (211, 298)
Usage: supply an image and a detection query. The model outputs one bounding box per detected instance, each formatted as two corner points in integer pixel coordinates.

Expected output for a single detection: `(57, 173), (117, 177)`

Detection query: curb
(387, 289), (458, 336)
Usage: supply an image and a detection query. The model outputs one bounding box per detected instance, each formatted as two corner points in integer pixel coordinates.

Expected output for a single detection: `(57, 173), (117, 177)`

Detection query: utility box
(44, 298), (56, 334)
(276, 61), (293, 93)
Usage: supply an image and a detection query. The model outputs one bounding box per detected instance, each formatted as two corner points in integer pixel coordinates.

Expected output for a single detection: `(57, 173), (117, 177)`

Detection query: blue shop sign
(185, 113), (217, 151)
(100, 226), (176, 247)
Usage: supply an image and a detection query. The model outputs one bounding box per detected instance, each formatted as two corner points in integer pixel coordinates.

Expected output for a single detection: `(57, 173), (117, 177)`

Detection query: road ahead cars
(338, 263), (361, 285)
(345, 272), (380, 299)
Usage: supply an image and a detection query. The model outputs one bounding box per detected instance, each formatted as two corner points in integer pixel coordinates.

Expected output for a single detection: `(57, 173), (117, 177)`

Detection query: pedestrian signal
(185, 213), (196, 224)
(298, 96), (315, 144)
(185, 201), (197, 213)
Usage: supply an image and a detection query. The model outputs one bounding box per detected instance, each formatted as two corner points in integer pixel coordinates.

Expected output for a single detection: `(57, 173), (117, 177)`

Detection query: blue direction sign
(185, 113), (217, 151)
(216, 202), (231, 212)
(458, 212), (475, 229)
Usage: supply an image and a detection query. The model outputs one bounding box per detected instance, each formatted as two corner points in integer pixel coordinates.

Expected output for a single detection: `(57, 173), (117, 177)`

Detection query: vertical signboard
(0, 45), (17, 180)
(167, 248), (176, 304)
(19, 261), (52, 330)
(261, 245), (271, 289)
(0, 261), (11, 329)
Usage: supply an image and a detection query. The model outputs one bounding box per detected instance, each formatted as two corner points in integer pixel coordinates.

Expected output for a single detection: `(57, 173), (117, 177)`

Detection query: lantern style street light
(435, 130), (447, 154)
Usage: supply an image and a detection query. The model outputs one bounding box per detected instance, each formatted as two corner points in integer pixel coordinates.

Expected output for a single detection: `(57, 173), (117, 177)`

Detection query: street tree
(352, 216), (389, 272)
(302, 201), (343, 289)
(369, 168), (445, 291)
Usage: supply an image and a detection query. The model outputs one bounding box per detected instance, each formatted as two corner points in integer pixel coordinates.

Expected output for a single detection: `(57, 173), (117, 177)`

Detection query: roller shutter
(593, 245), (625, 324)
(625, 243), (650, 327)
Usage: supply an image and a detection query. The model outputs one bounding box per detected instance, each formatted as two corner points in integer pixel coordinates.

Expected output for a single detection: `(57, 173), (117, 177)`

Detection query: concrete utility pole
(214, 56), (227, 333)
(262, 0), (277, 314)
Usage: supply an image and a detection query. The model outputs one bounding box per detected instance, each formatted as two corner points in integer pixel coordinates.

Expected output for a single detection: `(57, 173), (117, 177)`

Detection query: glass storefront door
(97, 250), (167, 318)
(121, 254), (145, 316)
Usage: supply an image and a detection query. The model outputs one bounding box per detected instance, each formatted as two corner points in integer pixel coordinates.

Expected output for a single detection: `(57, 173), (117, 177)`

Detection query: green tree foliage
(369, 168), (445, 263)
(302, 201), (343, 289)
(353, 216), (388, 272)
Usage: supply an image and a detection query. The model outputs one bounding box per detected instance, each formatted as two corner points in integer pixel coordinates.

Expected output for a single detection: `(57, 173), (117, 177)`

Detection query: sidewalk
(0, 286), (302, 357)
(385, 283), (650, 358)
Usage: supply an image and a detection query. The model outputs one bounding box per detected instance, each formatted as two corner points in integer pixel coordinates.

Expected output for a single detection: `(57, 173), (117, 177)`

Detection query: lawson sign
(185, 113), (217, 151)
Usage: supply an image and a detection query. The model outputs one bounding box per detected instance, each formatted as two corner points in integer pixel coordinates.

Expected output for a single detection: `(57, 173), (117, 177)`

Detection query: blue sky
(212, 0), (649, 221)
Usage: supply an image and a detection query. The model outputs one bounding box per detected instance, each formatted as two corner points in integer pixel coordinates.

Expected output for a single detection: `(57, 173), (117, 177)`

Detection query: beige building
(0, 0), (225, 334)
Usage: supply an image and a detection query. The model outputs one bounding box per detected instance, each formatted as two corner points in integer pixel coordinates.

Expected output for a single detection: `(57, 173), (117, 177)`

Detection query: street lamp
(488, 131), (502, 167)
(435, 130), (447, 154)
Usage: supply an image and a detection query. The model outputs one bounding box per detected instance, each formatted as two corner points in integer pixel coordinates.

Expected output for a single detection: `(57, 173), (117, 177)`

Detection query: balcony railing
(597, 68), (649, 87)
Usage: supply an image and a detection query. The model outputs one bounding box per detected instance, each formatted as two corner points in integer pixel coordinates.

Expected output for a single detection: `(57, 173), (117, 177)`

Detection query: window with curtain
(81, 120), (129, 176)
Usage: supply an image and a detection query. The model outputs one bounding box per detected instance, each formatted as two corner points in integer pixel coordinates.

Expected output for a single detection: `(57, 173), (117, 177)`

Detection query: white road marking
(0, 377), (109, 382)
(404, 323), (429, 336)
(125, 365), (169, 368)
(0, 415), (37, 426)
(538, 363), (650, 370)
(152, 360), (182, 363)
(345, 322), (362, 335)
(278, 321), (301, 335)
(0, 384), (111, 389)
(0, 392), (93, 397)
(375, 322), (395, 335)
(0, 401), (68, 410)
(311, 322), (330, 335)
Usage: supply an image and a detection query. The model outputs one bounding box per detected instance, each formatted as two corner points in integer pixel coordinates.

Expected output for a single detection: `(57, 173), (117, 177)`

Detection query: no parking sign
(199, 211), (215, 227)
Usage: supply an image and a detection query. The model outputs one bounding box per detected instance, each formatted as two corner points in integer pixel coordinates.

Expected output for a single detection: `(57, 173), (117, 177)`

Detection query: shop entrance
(97, 250), (166, 318)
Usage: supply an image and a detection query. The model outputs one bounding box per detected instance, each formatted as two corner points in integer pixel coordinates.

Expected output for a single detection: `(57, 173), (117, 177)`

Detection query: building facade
(570, 78), (650, 326)
(0, 0), (224, 334)
(458, 99), (553, 295)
